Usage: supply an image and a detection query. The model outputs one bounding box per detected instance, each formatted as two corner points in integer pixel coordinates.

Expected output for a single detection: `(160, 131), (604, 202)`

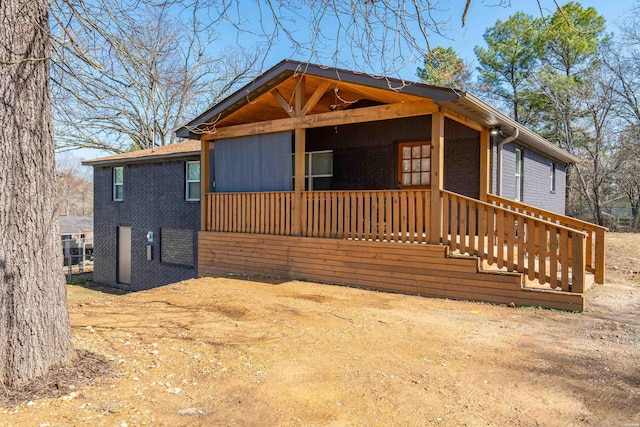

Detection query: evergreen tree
(417, 46), (471, 89)
(474, 12), (540, 123)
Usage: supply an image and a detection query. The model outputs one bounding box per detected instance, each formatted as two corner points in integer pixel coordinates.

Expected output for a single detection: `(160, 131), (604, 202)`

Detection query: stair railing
(441, 190), (587, 293)
(487, 194), (606, 284)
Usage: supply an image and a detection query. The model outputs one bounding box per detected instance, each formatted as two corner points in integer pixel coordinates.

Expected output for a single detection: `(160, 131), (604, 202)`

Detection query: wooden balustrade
(205, 189), (588, 294)
(442, 190), (587, 292)
(206, 190), (431, 243)
(487, 194), (606, 284)
(301, 190), (431, 242)
(206, 192), (294, 235)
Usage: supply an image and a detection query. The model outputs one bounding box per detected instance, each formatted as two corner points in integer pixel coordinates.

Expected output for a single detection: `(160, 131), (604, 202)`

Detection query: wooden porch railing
(487, 194), (606, 284)
(206, 190), (432, 243)
(301, 190), (431, 242)
(205, 189), (590, 293)
(442, 190), (588, 292)
(206, 192), (294, 235)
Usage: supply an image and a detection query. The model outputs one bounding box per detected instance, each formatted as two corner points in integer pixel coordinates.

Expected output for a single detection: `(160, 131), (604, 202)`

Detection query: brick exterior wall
(307, 116), (431, 190)
(492, 140), (567, 214)
(160, 227), (195, 266)
(93, 157), (200, 291)
(443, 119), (480, 199)
(306, 116), (480, 196)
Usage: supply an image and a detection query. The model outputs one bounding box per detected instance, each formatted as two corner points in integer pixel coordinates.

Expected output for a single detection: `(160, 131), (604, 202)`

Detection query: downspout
(497, 128), (519, 197)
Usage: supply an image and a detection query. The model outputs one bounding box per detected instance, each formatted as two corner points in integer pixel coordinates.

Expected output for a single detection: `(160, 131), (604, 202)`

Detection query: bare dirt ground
(1, 234), (639, 426)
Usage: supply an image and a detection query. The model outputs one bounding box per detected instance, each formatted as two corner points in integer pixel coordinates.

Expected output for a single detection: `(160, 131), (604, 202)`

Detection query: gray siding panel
(523, 149), (566, 214)
(501, 143), (517, 201)
(92, 157), (200, 291)
(491, 138), (498, 194)
(494, 140), (567, 214)
(215, 131), (292, 192)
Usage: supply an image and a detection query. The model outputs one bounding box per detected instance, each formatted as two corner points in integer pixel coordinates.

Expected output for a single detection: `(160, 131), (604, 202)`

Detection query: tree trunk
(0, 0), (74, 386)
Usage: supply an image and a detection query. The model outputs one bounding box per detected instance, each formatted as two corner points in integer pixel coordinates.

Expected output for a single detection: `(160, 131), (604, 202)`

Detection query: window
(113, 167), (123, 201)
(292, 150), (333, 190)
(550, 162), (556, 193)
(515, 148), (523, 201)
(186, 161), (200, 201)
(398, 141), (431, 188)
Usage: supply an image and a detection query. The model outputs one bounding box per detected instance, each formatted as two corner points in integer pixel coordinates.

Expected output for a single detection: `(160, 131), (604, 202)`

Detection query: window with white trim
(292, 150), (333, 191)
(186, 161), (200, 201)
(550, 162), (556, 193)
(515, 148), (523, 201)
(113, 167), (123, 201)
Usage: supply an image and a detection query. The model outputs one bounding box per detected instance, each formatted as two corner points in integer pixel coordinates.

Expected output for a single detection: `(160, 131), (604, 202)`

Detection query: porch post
(293, 128), (305, 235)
(293, 76), (306, 236)
(479, 129), (490, 202)
(430, 111), (444, 244)
(200, 139), (211, 232)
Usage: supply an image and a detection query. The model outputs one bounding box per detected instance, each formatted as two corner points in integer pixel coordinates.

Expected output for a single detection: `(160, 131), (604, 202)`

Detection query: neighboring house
(177, 59), (606, 312)
(82, 141), (201, 291)
(60, 215), (94, 266)
(603, 195), (637, 231)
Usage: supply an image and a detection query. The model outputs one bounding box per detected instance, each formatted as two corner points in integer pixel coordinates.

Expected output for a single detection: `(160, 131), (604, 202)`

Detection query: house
(82, 141), (202, 290)
(60, 215), (94, 267)
(177, 59), (606, 312)
(603, 195), (638, 231)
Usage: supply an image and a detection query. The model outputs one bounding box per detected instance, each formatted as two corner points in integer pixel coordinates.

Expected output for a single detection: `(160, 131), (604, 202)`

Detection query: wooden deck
(199, 232), (585, 311)
(197, 189), (607, 311)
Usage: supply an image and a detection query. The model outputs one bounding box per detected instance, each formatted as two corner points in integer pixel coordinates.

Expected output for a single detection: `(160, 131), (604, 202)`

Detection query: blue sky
(72, 1), (637, 166)
(249, 0), (636, 81)
(440, 0), (632, 64)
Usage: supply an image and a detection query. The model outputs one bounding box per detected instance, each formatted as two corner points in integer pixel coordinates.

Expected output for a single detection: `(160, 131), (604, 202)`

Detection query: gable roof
(177, 59), (577, 164)
(82, 140), (201, 167)
(604, 195), (631, 205)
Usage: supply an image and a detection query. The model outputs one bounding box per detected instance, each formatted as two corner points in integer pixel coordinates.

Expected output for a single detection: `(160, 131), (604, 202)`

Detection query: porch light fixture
(490, 127), (501, 136)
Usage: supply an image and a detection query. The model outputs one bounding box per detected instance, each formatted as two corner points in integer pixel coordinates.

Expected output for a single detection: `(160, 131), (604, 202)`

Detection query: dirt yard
(1, 234), (639, 426)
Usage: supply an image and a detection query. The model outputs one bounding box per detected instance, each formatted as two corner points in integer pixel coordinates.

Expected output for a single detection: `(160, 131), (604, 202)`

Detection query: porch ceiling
(213, 74), (430, 128)
(176, 60), (457, 139)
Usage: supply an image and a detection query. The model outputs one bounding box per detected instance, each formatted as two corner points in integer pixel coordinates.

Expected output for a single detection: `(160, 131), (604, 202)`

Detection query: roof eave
(176, 59), (298, 139)
(459, 93), (579, 164)
(176, 59), (576, 165)
(175, 59), (460, 139)
(81, 150), (200, 167)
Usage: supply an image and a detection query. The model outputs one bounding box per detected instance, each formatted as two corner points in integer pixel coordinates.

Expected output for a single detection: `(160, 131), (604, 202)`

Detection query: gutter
(496, 128), (519, 197)
(460, 93), (579, 164)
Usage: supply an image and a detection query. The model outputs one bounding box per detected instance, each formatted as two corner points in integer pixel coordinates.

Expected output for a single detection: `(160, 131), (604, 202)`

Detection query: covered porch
(182, 60), (605, 312)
